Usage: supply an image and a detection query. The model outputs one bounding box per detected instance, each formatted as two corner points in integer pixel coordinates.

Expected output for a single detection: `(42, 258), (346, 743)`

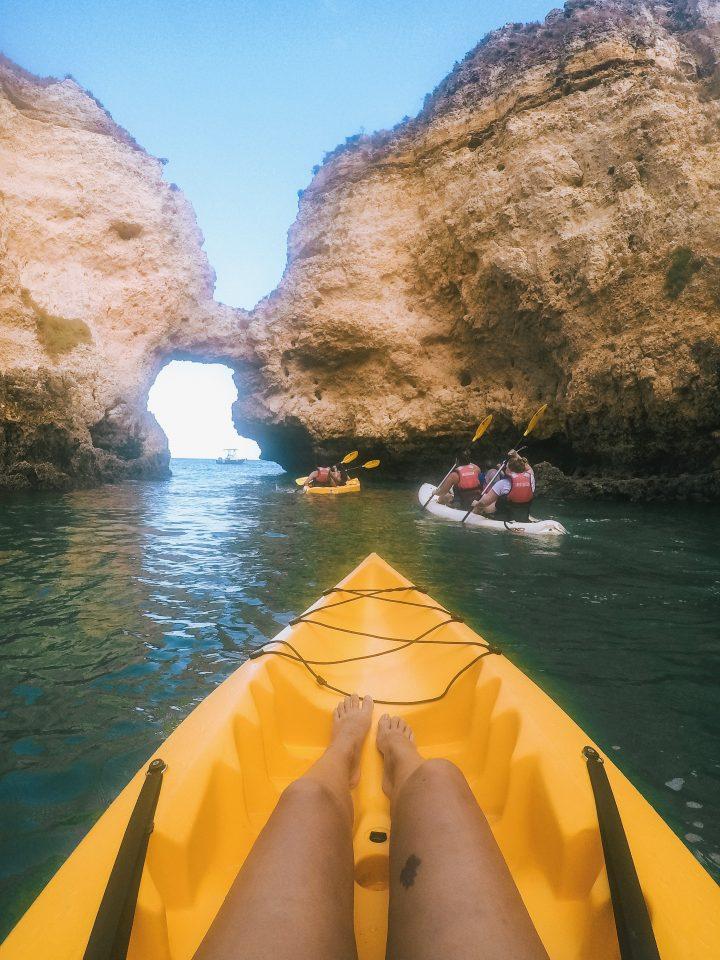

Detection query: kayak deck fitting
(2, 555), (717, 960)
(419, 483), (568, 535)
(305, 477), (361, 494)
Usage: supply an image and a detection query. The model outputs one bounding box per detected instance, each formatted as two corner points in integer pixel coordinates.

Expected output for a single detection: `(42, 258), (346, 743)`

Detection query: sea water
(0, 458), (718, 934)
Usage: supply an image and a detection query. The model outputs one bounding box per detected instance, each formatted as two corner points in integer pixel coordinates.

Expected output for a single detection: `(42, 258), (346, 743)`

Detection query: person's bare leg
(194, 694), (373, 960)
(379, 715), (549, 960)
(435, 472), (458, 504)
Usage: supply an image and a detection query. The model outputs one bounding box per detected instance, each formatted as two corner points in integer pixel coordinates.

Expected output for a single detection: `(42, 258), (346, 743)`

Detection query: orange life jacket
(506, 470), (533, 503)
(455, 464), (481, 490)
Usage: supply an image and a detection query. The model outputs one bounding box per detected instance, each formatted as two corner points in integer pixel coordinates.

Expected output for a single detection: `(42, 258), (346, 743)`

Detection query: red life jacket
(315, 466), (330, 483)
(507, 470), (533, 503)
(455, 464), (481, 490)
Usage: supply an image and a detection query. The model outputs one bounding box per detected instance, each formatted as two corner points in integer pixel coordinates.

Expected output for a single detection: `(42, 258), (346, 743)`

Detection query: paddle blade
(523, 404), (548, 437)
(471, 414), (493, 444)
(341, 451), (359, 464)
(362, 459), (380, 469)
(295, 476), (308, 486)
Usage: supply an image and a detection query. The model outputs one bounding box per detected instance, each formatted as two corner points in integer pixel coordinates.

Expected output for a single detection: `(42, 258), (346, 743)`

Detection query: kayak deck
(419, 483), (568, 535)
(3, 555), (716, 960)
(305, 477), (361, 494)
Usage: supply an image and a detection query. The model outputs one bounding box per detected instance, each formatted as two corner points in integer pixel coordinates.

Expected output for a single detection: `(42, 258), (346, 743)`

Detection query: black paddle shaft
(460, 444), (528, 524)
(83, 758), (166, 960)
(583, 747), (660, 960)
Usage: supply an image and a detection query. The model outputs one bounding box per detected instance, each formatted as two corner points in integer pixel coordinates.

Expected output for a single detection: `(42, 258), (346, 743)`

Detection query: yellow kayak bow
(2, 555), (718, 960)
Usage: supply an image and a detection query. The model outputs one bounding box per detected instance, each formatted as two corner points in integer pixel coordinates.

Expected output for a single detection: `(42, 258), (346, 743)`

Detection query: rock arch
(2, 0), (720, 496)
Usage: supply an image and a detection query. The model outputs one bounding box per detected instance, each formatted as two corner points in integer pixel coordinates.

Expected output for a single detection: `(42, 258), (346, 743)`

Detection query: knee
(416, 758), (467, 790)
(281, 776), (348, 817)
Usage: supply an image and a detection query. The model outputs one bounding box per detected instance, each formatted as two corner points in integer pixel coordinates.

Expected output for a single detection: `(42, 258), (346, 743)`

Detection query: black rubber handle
(583, 746), (660, 960)
(83, 757), (166, 960)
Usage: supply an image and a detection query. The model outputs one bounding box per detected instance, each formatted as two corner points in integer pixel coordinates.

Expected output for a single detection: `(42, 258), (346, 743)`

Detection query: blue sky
(4, 0), (553, 455)
(3, 0), (553, 309)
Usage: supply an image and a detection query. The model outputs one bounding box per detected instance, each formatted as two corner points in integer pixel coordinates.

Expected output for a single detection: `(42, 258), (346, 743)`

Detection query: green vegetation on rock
(21, 290), (92, 358)
(664, 247), (704, 299)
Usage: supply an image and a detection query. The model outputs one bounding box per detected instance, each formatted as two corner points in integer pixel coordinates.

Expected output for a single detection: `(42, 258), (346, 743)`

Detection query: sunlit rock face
(245, 0), (720, 491)
(2, 0), (720, 495)
(0, 56), (247, 489)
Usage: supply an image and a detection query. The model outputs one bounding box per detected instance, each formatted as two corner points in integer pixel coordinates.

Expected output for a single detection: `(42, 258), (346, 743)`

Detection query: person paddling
(306, 464), (346, 488)
(434, 449), (485, 510)
(472, 451), (535, 522)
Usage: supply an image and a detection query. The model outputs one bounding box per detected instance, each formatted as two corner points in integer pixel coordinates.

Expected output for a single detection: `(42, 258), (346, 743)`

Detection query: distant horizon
(148, 361), (261, 459)
(169, 453), (278, 461)
(169, 454), (258, 460)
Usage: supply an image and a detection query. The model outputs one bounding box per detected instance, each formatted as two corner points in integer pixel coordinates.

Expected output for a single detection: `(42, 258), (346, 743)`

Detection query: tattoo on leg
(399, 853), (421, 889)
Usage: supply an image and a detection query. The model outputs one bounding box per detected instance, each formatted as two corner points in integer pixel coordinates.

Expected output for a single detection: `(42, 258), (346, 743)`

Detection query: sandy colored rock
(2, 0), (720, 496)
(242, 0), (720, 486)
(0, 56), (246, 489)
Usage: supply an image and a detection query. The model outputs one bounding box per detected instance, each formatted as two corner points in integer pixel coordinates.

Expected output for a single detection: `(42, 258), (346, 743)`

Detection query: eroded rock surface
(243, 0), (720, 487)
(2, 0), (720, 496)
(0, 56), (247, 489)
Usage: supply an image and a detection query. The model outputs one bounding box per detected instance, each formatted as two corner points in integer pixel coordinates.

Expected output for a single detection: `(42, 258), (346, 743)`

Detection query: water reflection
(0, 461), (719, 934)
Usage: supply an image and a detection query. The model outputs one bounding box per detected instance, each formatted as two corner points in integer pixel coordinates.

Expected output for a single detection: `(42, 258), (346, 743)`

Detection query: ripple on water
(0, 460), (719, 935)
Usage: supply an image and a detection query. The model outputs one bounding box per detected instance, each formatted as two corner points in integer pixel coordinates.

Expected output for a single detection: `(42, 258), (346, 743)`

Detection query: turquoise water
(0, 459), (718, 935)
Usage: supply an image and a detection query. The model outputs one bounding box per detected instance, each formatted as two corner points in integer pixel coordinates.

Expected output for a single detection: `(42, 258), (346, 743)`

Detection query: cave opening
(147, 360), (260, 461)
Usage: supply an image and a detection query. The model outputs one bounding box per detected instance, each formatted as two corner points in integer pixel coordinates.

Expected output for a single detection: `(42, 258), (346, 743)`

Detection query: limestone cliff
(2, 0), (720, 496)
(0, 56), (244, 489)
(242, 0), (720, 492)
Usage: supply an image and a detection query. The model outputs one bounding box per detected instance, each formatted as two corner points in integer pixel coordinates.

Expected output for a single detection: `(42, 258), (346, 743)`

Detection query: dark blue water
(0, 459), (718, 935)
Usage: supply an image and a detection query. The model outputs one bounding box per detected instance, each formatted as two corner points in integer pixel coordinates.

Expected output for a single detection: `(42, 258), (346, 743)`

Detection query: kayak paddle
(460, 404), (548, 524)
(295, 450), (359, 486)
(345, 458), (380, 474)
(422, 415), (493, 509)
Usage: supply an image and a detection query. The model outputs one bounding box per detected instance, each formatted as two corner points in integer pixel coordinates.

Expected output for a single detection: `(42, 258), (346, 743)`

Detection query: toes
(381, 715), (415, 740)
(335, 694), (373, 719)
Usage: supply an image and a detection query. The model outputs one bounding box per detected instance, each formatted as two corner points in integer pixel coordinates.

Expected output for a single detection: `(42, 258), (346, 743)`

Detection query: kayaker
(472, 451), (535, 522)
(332, 464), (348, 486)
(195, 695), (549, 960)
(483, 461), (500, 488)
(435, 449), (485, 509)
(306, 465), (337, 487)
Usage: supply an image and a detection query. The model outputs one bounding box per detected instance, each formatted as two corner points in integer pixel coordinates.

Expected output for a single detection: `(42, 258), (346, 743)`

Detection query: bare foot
(332, 694), (373, 788)
(377, 714), (423, 800)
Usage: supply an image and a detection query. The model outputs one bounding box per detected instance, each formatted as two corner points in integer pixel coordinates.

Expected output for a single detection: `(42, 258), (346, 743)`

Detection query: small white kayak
(418, 483), (568, 536)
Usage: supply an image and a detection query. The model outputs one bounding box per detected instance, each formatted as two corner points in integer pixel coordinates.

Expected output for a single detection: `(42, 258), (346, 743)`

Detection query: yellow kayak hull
(2, 554), (718, 960)
(305, 477), (361, 494)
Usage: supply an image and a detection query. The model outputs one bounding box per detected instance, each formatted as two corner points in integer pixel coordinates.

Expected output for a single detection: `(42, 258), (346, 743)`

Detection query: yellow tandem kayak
(2, 554), (718, 960)
(305, 477), (361, 494)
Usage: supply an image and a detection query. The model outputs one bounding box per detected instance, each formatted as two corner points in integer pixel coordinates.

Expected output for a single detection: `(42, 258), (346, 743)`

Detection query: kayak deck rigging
(2, 555), (716, 960)
(251, 584), (500, 706)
